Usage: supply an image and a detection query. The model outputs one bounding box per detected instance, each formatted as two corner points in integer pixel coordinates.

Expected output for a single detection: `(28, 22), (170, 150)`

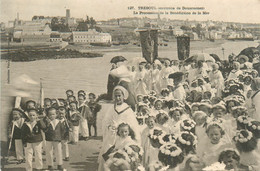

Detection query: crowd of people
(99, 50), (260, 170)
(6, 48), (260, 171)
(8, 90), (101, 171)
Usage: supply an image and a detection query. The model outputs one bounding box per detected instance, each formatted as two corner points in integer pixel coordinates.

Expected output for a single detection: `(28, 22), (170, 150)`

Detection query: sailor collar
(114, 103), (130, 115)
(50, 119), (59, 130)
(13, 118), (25, 129)
(25, 121), (37, 132)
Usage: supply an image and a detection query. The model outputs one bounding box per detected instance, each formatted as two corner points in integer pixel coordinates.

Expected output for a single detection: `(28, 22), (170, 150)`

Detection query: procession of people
(5, 45), (260, 171)
(99, 48), (260, 170)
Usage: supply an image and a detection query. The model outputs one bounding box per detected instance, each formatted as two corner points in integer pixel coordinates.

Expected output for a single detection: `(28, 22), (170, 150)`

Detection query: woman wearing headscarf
(109, 61), (137, 110)
(98, 86), (141, 171)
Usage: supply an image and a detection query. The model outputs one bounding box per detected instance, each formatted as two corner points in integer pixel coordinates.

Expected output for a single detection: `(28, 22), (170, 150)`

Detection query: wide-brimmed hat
(238, 55), (249, 62)
(168, 72), (184, 80)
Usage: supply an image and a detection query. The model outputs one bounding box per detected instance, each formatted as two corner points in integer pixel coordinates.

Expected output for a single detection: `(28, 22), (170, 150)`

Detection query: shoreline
(1, 40), (259, 62)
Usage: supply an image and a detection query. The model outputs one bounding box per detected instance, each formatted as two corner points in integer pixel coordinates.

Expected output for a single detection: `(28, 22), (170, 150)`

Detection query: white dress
(227, 69), (243, 80)
(152, 68), (161, 93)
(172, 83), (186, 102)
(135, 70), (148, 95)
(200, 139), (233, 166)
(209, 70), (224, 97)
(98, 103), (141, 171)
(160, 67), (173, 89)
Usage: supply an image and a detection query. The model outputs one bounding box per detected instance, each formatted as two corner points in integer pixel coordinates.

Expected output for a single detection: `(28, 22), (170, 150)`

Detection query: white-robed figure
(98, 86), (141, 171)
(209, 63), (224, 97)
(135, 63), (148, 95)
(169, 72), (186, 102)
(110, 61), (137, 110)
(251, 78), (260, 121)
(160, 60), (174, 89)
(152, 61), (161, 94)
(227, 61), (243, 80)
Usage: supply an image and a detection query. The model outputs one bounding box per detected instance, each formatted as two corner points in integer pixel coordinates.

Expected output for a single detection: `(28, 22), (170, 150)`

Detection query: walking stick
(4, 122), (15, 165)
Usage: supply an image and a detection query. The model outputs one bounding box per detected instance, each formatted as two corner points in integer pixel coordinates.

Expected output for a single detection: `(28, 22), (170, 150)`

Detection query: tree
(32, 16), (38, 20)
(89, 17), (96, 29)
(77, 21), (88, 31)
(195, 24), (202, 38)
(180, 25), (191, 31)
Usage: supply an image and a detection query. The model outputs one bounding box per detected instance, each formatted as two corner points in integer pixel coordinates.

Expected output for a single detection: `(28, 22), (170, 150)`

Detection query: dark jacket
(87, 102), (102, 124)
(21, 121), (44, 144)
(8, 118), (25, 140)
(60, 118), (72, 140)
(43, 119), (65, 142)
(67, 111), (81, 126)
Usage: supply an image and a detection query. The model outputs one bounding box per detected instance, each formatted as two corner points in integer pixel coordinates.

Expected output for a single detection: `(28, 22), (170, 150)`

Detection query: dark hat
(12, 108), (25, 115)
(46, 107), (57, 114)
(78, 90), (86, 95)
(78, 93), (86, 99)
(58, 98), (66, 103)
(110, 56), (127, 64)
(58, 106), (66, 110)
(168, 72), (184, 80)
(69, 101), (78, 105)
(68, 95), (76, 99)
(44, 98), (52, 102)
(238, 55), (249, 62)
(88, 93), (96, 98)
(66, 90), (74, 94)
(26, 100), (36, 106)
(27, 108), (38, 114)
(139, 61), (147, 65)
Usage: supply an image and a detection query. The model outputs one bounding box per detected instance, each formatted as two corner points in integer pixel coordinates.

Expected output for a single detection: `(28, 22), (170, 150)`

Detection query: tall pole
(7, 33), (10, 84)
(222, 47), (225, 59)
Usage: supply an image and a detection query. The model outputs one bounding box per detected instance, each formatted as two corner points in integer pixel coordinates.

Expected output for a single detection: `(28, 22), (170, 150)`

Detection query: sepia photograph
(0, 0), (260, 170)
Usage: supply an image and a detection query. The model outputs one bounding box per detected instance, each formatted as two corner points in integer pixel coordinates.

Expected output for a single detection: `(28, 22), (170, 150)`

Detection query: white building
(72, 29), (112, 43)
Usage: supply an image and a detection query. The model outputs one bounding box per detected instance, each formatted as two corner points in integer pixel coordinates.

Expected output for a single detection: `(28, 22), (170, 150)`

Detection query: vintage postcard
(1, 0), (260, 170)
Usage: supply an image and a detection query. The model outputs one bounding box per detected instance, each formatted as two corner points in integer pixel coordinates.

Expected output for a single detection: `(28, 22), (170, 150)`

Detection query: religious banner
(138, 29), (159, 63)
(177, 35), (190, 60)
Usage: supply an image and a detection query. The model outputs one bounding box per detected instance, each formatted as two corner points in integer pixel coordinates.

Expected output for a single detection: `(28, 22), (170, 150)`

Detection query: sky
(1, 0), (260, 24)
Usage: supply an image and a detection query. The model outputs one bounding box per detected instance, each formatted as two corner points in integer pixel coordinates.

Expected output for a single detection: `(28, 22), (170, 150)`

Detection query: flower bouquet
(202, 162), (226, 171)
(247, 120), (260, 138)
(176, 131), (197, 154)
(237, 115), (251, 130)
(158, 142), (184, 169)
(180, 118), (196, 134)
(148, 127), (167, 148)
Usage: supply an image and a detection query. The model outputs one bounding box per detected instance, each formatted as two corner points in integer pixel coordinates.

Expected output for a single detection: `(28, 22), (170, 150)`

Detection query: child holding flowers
(233, 129), (260, 169)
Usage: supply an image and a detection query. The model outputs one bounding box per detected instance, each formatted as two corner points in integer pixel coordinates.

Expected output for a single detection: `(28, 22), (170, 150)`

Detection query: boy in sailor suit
(58, 106), (72, 161)
(21, 109), (45, 171)
(42, 107), (65, 170)
(8, 108), (26, 164)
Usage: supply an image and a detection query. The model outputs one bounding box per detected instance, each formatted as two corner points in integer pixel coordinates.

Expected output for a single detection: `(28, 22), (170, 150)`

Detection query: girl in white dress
(98, 86), (141, 171)
(135, 63), (148, 95)
(160, 60), (173, 89)
(198, 122), (232, 166)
